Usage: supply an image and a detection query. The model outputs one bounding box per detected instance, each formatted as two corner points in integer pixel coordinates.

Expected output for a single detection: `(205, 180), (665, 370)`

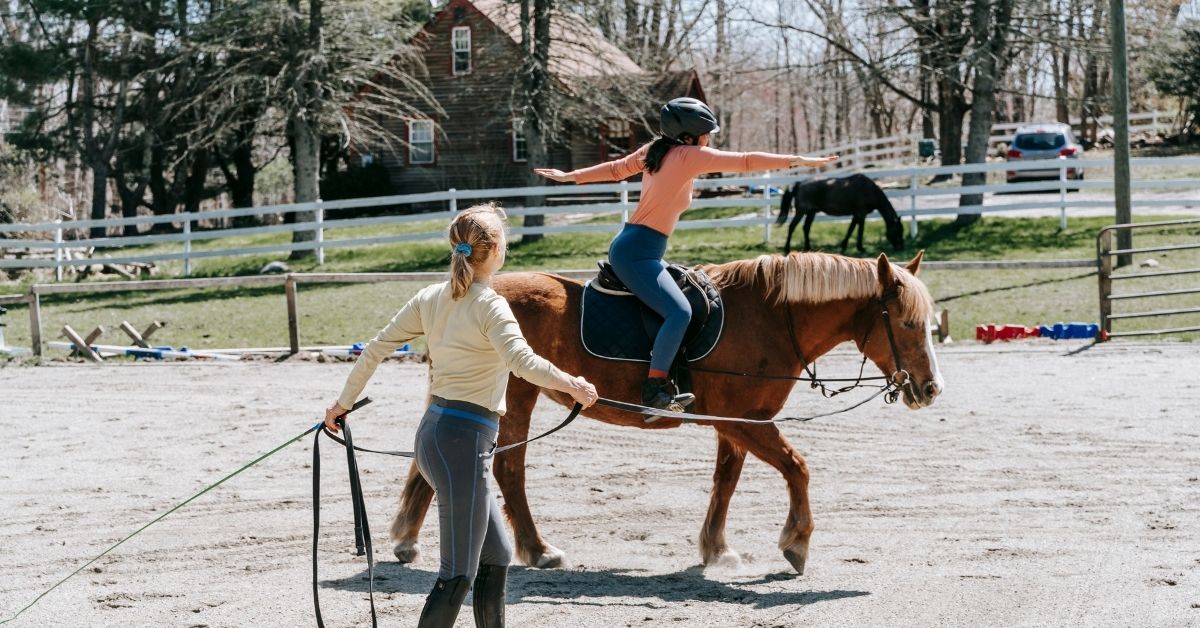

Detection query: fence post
(762, 173), (772, 245)
(182, 216), (192, 277)
(619, 180), (630, 226)
(54, 220), (63, 282)
(1058, 162), (1068, 231)
(285, 274), (300, 354)
(448, 188), (457, 213)
(28, 289), (42, 358)
(908, 174), (919, 239)
(315, 200), (325, 266)
(1098, 229), (1113, 333)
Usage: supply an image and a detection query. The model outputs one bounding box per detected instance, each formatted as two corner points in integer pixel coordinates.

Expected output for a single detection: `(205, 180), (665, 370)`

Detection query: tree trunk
(937, 84), (967, 169)
(89, 162), (110, 238)
(289, 0), (323, 260)
(521, 0), (552, 243)
(956, 0), (1014, 225)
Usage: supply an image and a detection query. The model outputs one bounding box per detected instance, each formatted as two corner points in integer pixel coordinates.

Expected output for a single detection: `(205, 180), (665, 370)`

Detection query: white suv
(1006, 123), (1085, 183)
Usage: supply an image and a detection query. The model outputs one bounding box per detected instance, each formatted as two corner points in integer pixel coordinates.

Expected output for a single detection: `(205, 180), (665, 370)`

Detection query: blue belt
(430, 403), (499, 431)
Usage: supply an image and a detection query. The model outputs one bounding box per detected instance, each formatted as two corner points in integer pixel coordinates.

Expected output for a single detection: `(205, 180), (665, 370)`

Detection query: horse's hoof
(782, 547), (807, 575)
(712, 548), (742, 569)
(393, 541), (420, 564)
(533, 545), (566, 569)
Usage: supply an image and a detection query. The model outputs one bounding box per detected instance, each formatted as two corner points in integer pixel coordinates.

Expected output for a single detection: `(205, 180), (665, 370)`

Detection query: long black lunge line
(313, 397), (376, 628)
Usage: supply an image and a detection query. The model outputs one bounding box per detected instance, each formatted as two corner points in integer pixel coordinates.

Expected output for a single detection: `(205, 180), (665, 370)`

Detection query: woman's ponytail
(447, 203), (508, 300)
(643, 135), (691, 174)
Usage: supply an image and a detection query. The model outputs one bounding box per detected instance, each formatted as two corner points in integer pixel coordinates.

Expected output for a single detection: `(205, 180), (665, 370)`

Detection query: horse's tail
(776, 184), (794, 225)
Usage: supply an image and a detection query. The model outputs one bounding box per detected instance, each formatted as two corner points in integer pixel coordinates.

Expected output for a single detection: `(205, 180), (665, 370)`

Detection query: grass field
(2, 211), (1197, 360)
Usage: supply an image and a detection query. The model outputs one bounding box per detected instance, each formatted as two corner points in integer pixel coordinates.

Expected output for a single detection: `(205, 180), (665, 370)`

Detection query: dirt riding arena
(2, 342), (1198, 627)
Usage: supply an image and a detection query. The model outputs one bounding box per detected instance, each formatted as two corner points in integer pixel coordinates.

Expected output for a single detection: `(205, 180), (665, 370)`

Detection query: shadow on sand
(319, 561), (869, 610)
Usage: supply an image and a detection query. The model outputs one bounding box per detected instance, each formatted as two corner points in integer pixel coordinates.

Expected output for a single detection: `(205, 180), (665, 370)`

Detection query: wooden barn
(359, 0), (707, 195)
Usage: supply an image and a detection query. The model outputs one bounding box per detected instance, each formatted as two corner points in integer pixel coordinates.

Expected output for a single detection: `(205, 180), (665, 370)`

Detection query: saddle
(580, 260), (725, 368)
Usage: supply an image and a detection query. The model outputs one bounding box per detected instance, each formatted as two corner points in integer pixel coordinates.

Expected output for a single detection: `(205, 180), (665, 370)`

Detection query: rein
(690, 289), (911, 405)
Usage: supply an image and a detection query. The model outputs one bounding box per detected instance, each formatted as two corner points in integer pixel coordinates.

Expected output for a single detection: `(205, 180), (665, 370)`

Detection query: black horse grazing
(777, 173), (906, 254)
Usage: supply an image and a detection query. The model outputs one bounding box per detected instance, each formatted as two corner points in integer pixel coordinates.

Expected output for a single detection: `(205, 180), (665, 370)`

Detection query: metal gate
(1097, 218), (1200, 339)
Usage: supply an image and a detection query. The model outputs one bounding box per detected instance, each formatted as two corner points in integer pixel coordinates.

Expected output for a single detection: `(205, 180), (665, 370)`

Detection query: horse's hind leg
(700, 432), (748, 567)
(721, 422), (813, 575)
(391, 463), (434, 563)
(493, 378), (567, 568)
(800, 210), (816, 251)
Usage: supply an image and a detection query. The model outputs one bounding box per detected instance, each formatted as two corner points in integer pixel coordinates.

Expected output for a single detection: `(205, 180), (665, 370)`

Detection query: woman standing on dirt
(324, 203), (597, 628)
(535, 97), (838, 411)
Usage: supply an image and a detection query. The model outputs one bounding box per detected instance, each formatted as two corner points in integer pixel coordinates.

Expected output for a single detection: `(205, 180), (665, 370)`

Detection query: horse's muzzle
(903, 379), (941, 409)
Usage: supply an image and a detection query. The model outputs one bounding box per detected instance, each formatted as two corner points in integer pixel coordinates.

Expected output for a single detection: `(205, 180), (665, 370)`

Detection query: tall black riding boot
(472, 564), (508, 628)
(418, 576), (470, 628)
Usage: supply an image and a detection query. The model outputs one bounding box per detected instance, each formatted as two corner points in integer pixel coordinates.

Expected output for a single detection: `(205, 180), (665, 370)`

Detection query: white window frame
(512, 118), (528, 162)
(408, 120), (435, 165)
(452, 26), (471, 75)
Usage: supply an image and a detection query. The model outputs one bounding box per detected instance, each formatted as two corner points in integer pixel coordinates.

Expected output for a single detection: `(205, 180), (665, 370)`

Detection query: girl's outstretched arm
(534, 145), (648, 184)
(688, 147), (838, 175)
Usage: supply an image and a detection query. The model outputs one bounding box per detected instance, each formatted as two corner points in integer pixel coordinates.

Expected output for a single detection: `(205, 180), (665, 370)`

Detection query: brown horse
(390, 251), (942, 575)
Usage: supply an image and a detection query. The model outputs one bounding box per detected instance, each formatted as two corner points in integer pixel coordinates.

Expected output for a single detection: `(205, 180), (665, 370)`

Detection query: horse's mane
(703, 252), (934, 324)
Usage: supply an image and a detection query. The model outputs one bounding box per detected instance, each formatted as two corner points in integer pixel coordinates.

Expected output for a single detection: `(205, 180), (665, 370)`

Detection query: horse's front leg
(390, 463), (434, 563)
(839, 217), (858, 253)
(855, 213), (867, 252)
(722, 422), (813, 575)
(494, 379), (567, 568)
(699, 432), (748, 568)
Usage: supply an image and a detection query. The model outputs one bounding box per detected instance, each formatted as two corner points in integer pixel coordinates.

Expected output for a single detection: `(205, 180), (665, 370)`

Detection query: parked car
(1006, 123), (1084, 183)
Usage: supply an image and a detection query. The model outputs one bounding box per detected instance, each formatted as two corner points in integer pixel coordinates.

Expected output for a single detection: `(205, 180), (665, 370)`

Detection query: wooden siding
(375, 0), (572, 196)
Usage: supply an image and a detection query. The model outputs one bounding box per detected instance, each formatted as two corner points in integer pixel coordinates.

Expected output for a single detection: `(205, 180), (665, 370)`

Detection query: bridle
(690, 286), (915, 406)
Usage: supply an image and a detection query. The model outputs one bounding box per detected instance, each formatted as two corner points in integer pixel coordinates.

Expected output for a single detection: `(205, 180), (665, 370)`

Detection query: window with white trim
(452, 27), (471, 75)
(408, 120), (434, 164)
(512, 118), (528, 162)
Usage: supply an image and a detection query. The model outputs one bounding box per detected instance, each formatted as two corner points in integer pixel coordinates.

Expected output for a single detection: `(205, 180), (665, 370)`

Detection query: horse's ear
(905, 250), (925, 276)
(876, 252), (897, 290)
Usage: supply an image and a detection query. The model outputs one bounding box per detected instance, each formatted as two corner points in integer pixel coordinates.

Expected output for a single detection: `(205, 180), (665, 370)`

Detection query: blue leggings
(413, 396), (513, 580)
(609, 223), (691, 373)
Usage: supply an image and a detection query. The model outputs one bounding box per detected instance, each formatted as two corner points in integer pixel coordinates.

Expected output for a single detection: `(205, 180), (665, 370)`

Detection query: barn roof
(467, 0), (645, 78)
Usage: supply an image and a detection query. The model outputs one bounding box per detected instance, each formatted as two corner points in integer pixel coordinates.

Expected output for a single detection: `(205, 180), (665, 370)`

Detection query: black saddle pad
(580, 264), (724, 363)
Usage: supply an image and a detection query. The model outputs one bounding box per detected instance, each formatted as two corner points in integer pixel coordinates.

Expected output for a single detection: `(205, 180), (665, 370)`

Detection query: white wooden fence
(2, 155), (1200, 277)
(821, 110), (1179, 168)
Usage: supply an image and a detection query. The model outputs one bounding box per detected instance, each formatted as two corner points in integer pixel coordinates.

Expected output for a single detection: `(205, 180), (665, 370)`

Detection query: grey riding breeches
(414, 396), (514, 580)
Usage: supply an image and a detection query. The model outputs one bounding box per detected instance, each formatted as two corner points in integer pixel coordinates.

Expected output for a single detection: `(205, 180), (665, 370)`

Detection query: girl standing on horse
(535, 97), (837, 411)
(324, 203), (597, 628)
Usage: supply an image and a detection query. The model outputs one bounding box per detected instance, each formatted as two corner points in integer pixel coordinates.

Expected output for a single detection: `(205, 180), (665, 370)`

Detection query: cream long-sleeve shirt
(336, 281), (563, 414)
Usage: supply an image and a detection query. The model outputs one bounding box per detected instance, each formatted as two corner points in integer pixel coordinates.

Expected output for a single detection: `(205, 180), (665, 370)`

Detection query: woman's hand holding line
(567, 376), (598, 408)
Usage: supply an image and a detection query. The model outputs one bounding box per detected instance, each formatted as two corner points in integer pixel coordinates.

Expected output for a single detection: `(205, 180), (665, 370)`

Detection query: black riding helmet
(659, 97), (720, 141)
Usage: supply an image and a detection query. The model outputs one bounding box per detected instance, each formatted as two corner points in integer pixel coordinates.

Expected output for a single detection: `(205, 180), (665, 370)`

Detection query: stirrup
(642, 378), (695, 422)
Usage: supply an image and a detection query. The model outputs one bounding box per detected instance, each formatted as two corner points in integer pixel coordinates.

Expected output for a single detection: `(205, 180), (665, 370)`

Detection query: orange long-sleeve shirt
(570, 144), (795, 235)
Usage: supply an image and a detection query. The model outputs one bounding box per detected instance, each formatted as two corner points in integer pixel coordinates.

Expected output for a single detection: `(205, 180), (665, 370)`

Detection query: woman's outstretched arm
(534, 145), (648, 184)
(688, 147), (838, 175)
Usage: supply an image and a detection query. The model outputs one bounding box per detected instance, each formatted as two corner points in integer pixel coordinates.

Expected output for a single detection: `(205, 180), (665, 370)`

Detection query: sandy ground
(2, 342), (1199, 628)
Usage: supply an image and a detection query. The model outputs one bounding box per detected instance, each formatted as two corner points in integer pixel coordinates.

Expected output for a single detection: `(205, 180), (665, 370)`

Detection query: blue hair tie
(454, 242), (473, 256)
